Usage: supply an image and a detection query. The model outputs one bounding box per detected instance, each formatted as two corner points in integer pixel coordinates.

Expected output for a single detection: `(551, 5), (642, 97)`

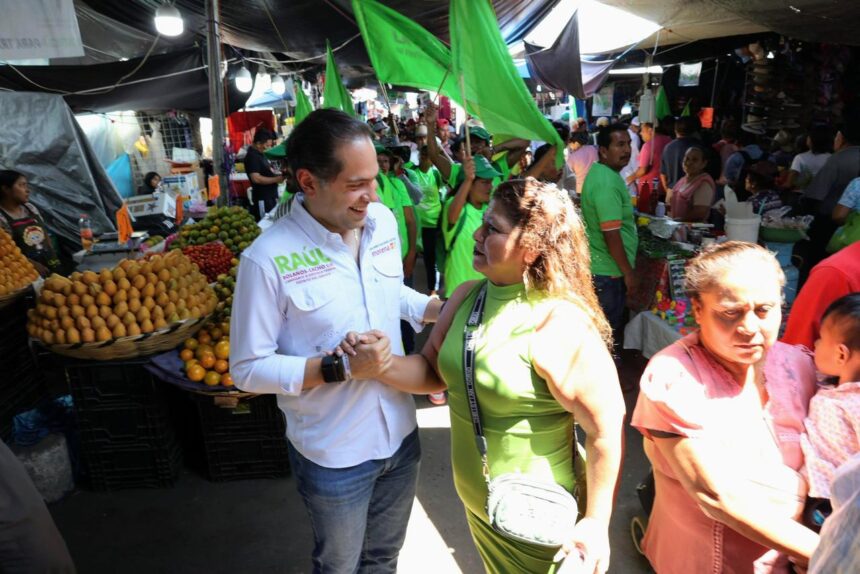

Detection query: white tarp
(0, 0), (84, 61)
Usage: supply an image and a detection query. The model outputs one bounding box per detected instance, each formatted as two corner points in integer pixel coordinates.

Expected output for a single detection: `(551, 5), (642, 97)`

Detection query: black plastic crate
(192, 393), (286, 439)
(187, 393), (289, 481)
(83, 439), (183, 491)
(200, 435), (290, 481)
(0, 372), (49, 442)
(65, 360), (170, 411)
(75, 403), (173, 447)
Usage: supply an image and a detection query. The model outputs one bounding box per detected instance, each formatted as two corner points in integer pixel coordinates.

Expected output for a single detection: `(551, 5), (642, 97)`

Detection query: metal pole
(710, 59), (720, 107)
(206, 0), (227, 207)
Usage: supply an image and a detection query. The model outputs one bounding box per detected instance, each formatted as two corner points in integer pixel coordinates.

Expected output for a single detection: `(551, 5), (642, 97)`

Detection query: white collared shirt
(230, 195), (430, 468)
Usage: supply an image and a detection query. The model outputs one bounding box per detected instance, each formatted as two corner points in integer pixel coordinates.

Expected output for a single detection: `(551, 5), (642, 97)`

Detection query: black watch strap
(321, 354), (346, 383)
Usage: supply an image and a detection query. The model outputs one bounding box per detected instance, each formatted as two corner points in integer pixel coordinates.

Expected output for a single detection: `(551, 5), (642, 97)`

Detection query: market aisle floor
(49, 380), (651, 574)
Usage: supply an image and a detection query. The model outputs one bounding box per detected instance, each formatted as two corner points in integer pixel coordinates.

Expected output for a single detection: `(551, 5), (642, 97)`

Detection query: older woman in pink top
(632, 242), (821, 573)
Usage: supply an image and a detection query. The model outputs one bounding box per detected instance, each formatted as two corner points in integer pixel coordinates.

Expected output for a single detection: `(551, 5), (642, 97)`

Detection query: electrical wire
(260, 0), (290, 53)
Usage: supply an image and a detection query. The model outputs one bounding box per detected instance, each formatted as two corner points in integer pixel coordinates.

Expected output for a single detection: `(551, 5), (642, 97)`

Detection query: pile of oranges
(181, 320), (232, 387)
(0, 228), (39, 296)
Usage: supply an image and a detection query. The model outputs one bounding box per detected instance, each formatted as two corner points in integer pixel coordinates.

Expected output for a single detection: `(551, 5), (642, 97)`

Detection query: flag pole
(432, 68), (450, 105)
(378, 82), (400, 139)
(458, 72), (471, 157)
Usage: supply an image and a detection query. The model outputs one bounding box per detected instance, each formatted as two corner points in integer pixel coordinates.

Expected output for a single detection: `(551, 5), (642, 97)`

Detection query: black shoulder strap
(462, 281), (491, 483)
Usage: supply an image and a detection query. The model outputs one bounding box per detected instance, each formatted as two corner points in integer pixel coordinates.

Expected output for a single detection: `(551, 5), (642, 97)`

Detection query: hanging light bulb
(271, 74), (286, 96)
(234, 66), (253, 93)
(154, 4), (184, 37)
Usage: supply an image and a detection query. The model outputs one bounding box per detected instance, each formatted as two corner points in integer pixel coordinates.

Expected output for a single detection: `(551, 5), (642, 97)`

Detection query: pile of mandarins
(27, 250), (217, 345)
(0, 228), (39, 296)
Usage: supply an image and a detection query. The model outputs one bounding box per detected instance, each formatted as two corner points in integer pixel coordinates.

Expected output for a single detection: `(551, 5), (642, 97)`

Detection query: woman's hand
(336, 330), (392, 380)
(554, 517), (611, 574)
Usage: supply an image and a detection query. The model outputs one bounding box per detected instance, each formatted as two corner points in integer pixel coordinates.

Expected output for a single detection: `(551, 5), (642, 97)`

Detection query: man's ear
(295, 169), (316, 196)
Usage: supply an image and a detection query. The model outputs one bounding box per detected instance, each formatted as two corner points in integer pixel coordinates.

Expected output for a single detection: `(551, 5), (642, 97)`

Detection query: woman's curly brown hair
(491, 177), (612, 346)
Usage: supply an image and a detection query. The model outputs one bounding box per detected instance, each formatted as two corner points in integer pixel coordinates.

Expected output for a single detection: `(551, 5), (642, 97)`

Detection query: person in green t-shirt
(442, 154), (501, 298)
(407, 145), (446, 294)
(580, 124), (638, 353)
(375, 146), (418, 279)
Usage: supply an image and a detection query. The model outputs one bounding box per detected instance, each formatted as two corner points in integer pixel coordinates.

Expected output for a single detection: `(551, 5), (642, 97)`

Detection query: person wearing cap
(591, 117), (610, 146)
(620, 117), (642, 198)
(371, 118), (389, 140)
(441, 154), (501, 298)
(244, 128), (286, 220)
(436, 118), (453, 155)
(424, 103), (525, 192)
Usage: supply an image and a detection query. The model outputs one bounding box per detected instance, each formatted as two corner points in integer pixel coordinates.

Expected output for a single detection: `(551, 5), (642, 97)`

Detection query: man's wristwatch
(321, 354), (351, 383)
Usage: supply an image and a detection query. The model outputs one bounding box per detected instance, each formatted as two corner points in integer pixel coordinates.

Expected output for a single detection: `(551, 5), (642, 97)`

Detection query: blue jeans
(594, 275), (627, 355)
(288, 428), (421, 574)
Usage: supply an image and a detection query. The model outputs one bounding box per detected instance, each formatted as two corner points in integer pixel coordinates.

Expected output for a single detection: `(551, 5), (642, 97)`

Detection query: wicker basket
(37, 315), (211, 361)
(0, 285), (31, 310)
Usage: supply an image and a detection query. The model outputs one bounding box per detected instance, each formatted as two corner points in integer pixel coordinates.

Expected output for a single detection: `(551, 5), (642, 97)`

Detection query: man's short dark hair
(822, 293), (860, 350)
(596, 123), (629, 149)
(287, 109), (373, 182)
(839, 106), (860, 145)
(551, 120), (570, 144)
(809, 125), (834, 154)
(533, 143), (553, 165)
(641, 122), (654, 131)
(675, 116), (698, 138)
(253, 128), (275, 144)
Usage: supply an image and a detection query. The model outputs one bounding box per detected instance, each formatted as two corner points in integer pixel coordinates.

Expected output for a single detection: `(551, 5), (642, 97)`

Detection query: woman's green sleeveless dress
(438, 280), (577, 574)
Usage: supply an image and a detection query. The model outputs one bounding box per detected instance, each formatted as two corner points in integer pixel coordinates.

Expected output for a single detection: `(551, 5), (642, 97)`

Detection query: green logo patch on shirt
(273, 248), (331, 274)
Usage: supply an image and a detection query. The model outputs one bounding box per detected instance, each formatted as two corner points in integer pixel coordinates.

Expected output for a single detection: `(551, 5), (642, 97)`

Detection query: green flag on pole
(681, 101), (691, 117)
(449, 0), (564, 165)
(323, 41), (355, 116)
(294, 83), (314, 126)
(655, 86), (672, 121)
(352, 0), (457, 95)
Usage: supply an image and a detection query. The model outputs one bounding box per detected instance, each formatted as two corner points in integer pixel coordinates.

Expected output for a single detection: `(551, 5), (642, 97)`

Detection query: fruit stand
(9, 206), (288, 490)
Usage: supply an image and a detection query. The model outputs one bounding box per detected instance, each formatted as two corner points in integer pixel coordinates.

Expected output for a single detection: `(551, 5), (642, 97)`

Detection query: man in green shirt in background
(406, 145), (445, 295)
(581, 124), (638, 356)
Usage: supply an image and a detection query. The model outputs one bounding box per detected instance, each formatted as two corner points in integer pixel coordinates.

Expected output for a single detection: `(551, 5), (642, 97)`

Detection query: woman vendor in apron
(0, 170), (62, 276)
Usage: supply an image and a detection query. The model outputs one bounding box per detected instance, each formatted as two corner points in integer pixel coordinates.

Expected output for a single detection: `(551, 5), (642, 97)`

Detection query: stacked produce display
(27, 250), (217, 347)
(170, 206), (260, 254)
(181, 243), (236, 283)
(0, 228), (39, 298)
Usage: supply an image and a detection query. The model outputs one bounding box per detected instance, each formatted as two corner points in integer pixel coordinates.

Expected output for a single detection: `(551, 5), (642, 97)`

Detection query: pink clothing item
(715, 139), (741, 184)
(566, 144), (599, 195)
(669, 173), (715, 220)
(632, 333), (818, 574)
(801, 381), (860, 499)
(638, 133), (671, 184)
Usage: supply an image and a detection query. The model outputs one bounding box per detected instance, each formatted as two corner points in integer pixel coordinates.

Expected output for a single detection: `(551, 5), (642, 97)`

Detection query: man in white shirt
(230, 109), (443, 574)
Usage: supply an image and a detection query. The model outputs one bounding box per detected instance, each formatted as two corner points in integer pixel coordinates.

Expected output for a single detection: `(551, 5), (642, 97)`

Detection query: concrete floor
(49, 370), (652, 574)
(49, 260), (654, 573)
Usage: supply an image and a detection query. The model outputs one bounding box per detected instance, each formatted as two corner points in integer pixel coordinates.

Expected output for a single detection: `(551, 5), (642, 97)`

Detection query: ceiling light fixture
(154, 4), (184, 37)
(271, 74), (285, 95)
(234, 66), (253, 93)
(608, 65), (664, 75)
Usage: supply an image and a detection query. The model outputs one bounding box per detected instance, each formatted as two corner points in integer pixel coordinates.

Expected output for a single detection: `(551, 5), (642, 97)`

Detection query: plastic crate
(83, 440), (182, 491)
(75, 403), (173, 447)
(188, 393), (289, 481)
(65, 360), (170, 411)
(200, 435), (289, 481)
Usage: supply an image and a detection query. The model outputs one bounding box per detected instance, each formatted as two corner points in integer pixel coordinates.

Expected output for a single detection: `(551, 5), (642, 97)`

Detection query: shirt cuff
(400, 285), (431, 333)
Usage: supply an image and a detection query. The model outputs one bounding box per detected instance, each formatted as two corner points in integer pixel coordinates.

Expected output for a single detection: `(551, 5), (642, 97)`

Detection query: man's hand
(403, 251), (417, 279)
(424, 102), (438, 125)
(336, 330), (392, 380)
(463, 155), (476, 182)
(623, 271), (636, 294)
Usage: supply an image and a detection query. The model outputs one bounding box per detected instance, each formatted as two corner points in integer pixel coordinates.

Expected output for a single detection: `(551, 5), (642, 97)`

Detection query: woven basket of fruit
(0, 228), (40, 309)
(28, 250), (218, 361)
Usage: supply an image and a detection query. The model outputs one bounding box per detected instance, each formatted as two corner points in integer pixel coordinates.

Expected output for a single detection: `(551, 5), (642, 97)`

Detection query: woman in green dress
(339, 178), (626, 574)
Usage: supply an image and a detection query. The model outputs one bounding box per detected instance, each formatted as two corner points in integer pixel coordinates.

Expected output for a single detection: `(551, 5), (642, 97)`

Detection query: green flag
(352, 0), (456, 95)
(450, 0), (564, 164)
(655, 86), (672, 122)
(681, 101), (691, 117)
(323, 41), (355, 116)
(294, 83), (314, 126)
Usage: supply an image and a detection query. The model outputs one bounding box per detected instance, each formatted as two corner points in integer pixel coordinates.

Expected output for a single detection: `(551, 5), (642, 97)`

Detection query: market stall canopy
(0, 47), (252, 114)
(76, 0), (560, 76)
(597, 0), (860, 48)
(0, 92), (123, 248)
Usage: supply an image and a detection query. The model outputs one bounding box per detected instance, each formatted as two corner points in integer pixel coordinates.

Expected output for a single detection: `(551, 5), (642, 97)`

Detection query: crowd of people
(4, 96), (859, 572)
(223, 104), (860, 574)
